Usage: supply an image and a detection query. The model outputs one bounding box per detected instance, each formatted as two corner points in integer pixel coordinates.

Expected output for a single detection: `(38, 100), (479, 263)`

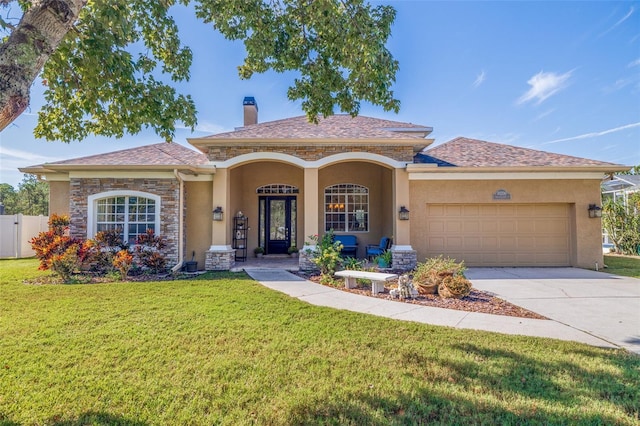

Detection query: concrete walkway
(243, 268), (637, 352)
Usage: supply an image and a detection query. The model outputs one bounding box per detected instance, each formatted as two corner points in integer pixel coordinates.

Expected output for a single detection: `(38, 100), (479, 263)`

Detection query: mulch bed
(299, 273), (547, 320)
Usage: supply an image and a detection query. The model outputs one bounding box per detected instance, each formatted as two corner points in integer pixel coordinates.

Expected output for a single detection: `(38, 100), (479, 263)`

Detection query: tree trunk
(0, 0), (86, 131)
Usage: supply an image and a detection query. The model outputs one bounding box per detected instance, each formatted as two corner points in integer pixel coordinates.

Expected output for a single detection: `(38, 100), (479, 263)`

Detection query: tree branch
(0, 0), (86, 131)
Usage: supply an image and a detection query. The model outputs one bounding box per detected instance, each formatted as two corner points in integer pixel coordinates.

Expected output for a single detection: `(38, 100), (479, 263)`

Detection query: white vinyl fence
(0, 215), (49, 258)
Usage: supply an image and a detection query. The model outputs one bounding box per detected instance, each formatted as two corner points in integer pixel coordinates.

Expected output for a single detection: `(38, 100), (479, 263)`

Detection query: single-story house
(21, 97), (628, 271)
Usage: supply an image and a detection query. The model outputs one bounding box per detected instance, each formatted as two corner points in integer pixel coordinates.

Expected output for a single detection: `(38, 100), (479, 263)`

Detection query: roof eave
(27, 164), (215, 174)
(188, 137), (435, 148)
(407, 164), (631, 173)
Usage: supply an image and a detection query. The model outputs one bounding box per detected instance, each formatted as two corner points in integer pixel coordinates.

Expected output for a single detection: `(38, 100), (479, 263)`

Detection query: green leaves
(34, 0), (400, 141)
(36, 0), (196, 142)
(197, 0), (400, 121)
(602, 194), (640, 256)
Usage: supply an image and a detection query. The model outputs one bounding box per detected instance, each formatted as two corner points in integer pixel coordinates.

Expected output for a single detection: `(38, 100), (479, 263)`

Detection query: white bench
(334, 270), (398, 294)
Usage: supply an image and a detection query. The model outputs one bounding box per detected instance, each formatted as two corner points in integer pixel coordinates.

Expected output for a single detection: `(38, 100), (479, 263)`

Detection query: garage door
(425, 204), (571, 266)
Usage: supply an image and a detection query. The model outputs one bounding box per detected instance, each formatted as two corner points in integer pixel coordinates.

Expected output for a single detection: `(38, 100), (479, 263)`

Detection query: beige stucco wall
(229, 162), (305, 253)
(409, 178), (604, 269)
(219, 160), (395, 258)
(319, 162), (393, 257)
(48, 181), (70, 216)
(185, 181), (213, 270)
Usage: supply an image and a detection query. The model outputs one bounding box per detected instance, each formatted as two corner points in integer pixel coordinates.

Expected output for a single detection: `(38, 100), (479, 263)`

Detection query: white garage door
(425, 204), (571, 266)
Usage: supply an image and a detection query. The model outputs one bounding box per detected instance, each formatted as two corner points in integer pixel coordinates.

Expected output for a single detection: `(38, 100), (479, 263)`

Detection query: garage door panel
(517, 221), (536, 233)
(424, 203), (571, 266)
(535, 220), (568, 234)
(499, 220), (517, 232)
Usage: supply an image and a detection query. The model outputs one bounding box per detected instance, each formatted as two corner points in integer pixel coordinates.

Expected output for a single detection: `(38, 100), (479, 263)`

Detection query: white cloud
(533, 108), (556, 122)
(628, 58), (640, 68)
(0, 146), (60, 163)
(599, 6), (635, 38)
(472, 70), (486, 88)
(517, 70), (573, 105)
(541, 122), (640, 145)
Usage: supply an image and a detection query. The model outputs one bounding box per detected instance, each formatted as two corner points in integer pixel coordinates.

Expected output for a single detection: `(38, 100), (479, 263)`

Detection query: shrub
(85, 229), (127, 274)
(342, 257), (363, 270)
(113, 250), (134, 280)
(602, 194), (640, 256)
(135, 229), (168, 273)
(50, 243), (83, 283)
(305, 230), (343, 276)
(30, 215), (83, 278)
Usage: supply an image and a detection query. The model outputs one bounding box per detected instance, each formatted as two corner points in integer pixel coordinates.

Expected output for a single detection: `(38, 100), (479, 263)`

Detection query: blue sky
(1, 0), (639, 187)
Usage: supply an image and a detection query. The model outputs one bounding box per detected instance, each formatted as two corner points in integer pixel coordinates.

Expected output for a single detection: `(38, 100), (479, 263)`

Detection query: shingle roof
(424, 137), (619, 167)
(198, 114), (432, 140)
(40, 142), (208, 167)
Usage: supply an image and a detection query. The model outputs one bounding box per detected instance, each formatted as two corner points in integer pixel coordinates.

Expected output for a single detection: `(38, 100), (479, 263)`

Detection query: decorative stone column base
(391, 247), (417, 272)
(205, 247), (236, 271)
(299, 245), (319, 273)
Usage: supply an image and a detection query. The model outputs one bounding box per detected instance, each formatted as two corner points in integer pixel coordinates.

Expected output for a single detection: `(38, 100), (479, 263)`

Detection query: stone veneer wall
(298, 246), (319, 273)
(69, 178), (181, 266)
(207, 144), (415, 162)
(392, 249), (417, 272)
(205, 249), (236, 271)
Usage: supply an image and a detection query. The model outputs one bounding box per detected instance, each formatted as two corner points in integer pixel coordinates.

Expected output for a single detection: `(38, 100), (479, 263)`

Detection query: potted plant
(254, 247), (265, 258)
(438, 275), (472, 299)
(287, 245), (299, 257)
(375, 250), (393, 268)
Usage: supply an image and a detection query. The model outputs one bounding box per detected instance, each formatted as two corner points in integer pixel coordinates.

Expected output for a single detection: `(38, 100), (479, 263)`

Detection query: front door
(259, 196), (297, 254)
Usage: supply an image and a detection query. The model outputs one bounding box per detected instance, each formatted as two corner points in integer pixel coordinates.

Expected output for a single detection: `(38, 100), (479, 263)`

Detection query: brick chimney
(243, 96), (258, 126)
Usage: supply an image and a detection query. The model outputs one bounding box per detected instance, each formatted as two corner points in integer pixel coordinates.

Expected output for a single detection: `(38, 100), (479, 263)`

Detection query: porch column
(206, 167), (235, 270)
(300, 167), (319, 272)
(392, 167), (417, 271)
(304, 167), (319, 238)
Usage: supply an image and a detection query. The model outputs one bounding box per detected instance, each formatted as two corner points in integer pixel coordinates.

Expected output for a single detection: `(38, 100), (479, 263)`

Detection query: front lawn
(1, 259), (638, 425)
(604, 254), (640, 278)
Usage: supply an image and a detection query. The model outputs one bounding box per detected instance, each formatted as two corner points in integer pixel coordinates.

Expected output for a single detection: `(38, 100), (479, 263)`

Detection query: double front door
(259, 196), (297, 255)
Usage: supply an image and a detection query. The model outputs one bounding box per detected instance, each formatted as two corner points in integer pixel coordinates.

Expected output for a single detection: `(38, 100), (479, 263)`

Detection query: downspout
(171, 169), (184, 273)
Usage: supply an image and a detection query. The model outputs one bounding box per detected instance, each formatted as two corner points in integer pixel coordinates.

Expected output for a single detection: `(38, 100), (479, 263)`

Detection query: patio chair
(366, 237), (391, 259)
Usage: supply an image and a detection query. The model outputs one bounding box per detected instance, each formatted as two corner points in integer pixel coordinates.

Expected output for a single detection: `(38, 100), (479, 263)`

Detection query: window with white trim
(324, 184), (368, 232)
(89, 192), (160, 244)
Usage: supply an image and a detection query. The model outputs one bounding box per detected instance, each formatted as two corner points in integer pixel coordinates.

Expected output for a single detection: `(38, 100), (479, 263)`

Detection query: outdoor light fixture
(212, 206), (224, 221)
(399, 206), (410, 221)
(588, 204), (602, 218)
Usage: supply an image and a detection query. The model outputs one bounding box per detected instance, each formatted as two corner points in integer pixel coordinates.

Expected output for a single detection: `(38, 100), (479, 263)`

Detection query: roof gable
(424, 137), (619, 167)
(37, 143), (209, 168)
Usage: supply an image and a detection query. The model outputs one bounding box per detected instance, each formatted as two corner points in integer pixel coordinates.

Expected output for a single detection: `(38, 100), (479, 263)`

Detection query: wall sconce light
(212, 206), (224, 221)
(588, 204), (602, 218)
(399, 206), (410, 221)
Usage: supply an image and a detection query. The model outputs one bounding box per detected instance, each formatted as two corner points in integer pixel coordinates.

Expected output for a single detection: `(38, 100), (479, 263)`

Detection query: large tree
(0, 0), (400, 141)
(0, 175), (49, 215)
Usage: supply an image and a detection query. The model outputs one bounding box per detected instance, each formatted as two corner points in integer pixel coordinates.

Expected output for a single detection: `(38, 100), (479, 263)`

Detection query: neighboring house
(601, 174), (640, 204)
(601, 174), (640, 246)
(20, 97), (628, 271)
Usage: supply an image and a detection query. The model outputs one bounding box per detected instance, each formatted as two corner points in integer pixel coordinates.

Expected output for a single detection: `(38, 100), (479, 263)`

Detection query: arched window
(88, 191), (161, 244)
(256, 184), (299, 194)
(324, 184), (369, 232)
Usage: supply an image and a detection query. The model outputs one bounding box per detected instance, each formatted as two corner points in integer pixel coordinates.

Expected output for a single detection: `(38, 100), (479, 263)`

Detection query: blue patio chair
(366, 237), (391, 259)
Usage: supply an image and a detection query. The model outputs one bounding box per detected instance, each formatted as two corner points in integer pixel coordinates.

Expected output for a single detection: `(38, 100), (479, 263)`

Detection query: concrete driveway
(466, 268), (640, 354)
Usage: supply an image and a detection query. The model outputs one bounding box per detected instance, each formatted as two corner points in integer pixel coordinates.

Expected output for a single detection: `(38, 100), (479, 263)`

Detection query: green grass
(604, 254), (640, 278)
(1, 259), (638, 425)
